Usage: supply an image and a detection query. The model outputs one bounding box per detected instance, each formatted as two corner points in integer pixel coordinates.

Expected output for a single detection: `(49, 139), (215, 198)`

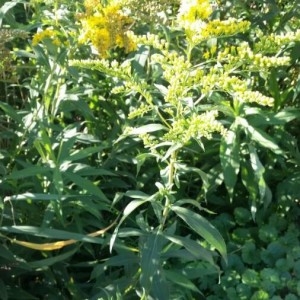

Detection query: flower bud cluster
(152, 51), (204, 107)
(254, 29), (300, 54)
(177, 0), (212, 24)
(163, 110), (226, 145)
(132, 33), (169, 51)
(234, 91), (274, 107)
(178, 6), (250, 45)
(70, 59), (131, 80)
(201, 68), (273, 107)
(139, 133), (159, 154)
(201, 68), (248, 95)
(128, 103), (152, 119)
(200, 18), (251, 39)
(217, 42), (290, 71)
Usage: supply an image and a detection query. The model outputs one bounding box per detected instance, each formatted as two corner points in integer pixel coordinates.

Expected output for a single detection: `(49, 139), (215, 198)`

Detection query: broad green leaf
(4, 193), (69, 202)
(7, 165), (51, 179)
(241, 160), (258, 220)
(268, 69), (281, 109)
(248, 144), (269, 204)
(274, 108), (300, 123)
(136, 153), (155, 175)
(237, 117), (284, 155)
(171, 206), (227, 263)
(125, 190), (150, 200)
(175, 164), (209, 196)
(0, 279), (7, 300)
(28, 247), (78, 269)
(66, 146), (102, 162)
(164, 269), (201, 294)
(0, 101), (22, 123)
(245, 107), (300, 126)
(64, 172), (109, 202)
(0, 244), (15, 261)
(164, 234), (214, 264)
(220, 125), (240, 200)
(56, 135), (76, 163)
(0, 0), (27, 27)
(130, 124), (167, 135)
(0, 226), (104, 244)
(162, 143), (182, 161)
(132, 45), (150, 76)
(175, 199), (216, 214)
(110, 197), (152, 251)
(140, 232), (162, 293)
(53, 167), (64, 195)
(123, 199), (148, 216)
(152, 271), (170, 300)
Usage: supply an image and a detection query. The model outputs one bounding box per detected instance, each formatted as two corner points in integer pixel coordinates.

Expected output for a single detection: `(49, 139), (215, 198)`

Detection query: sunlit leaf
(220, 124), (240, 201)
(171, 206), (227, 263)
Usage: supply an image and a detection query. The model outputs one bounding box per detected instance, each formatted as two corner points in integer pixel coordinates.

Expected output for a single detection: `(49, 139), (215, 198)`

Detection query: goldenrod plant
(0, 0), (299, 298)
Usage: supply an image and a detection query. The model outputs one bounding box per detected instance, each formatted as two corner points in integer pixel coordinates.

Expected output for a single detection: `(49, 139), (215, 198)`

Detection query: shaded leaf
(164, 269), (201, 294)
(164, 234), (214, 264)
(140, 232), (162, 294)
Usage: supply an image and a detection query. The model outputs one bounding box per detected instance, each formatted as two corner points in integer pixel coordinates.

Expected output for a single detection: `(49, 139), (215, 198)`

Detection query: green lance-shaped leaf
(237, 117), (284, 155)
(240, 159), (258, 220)
(7, 165), (51, 179)
(130, 124), (167, 135)
(64, 172), (109, 202)
(164, 234), (214, 265)
(28, 247), (78, 269)
(0, 279), (7, 300)
(140, 231), (163, 295)
(110, 192), (157, 252)
(220, 123), (240, 201)
(164, 270), (202, 294)
(171, 206), (227, 263)
(248, 144), (271, 208)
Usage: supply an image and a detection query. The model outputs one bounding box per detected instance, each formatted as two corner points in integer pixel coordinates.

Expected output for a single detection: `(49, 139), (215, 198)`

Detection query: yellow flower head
(32, 28), (64, 46)
(79, 2), (137, 57)
(177, 0), (212, 23)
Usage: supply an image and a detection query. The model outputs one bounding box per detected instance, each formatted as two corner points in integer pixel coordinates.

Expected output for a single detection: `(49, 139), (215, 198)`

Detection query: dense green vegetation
(0, 0), (299, 299)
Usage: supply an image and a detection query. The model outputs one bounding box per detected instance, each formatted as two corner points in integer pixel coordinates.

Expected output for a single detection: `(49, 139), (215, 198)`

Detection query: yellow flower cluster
(201, 68), (274, 107)
(128, 103), (152, 119)
(201, 18), (251, 39)
(152, 50), (203, 107)
(177, 0), (250, 45)
(132, 33), (169, 51)
(79, 2), (137, 57)
(139, 133), (159, 153)
(217, 42), (290, 71)
(254, 29), (300, 54)
(70, 58), (132, 81)
(32, 28), (65, 46)
(177, 0), (212, 24)
(234, 91), (274, 107)
(163, 110), (226, 145)
(201, 68), (248, 95)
